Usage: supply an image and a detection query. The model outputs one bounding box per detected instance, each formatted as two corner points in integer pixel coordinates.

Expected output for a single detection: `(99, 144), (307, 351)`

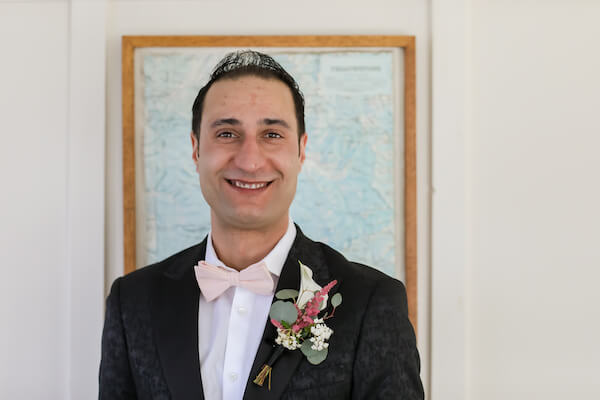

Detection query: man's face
(191, 75), (307, 232)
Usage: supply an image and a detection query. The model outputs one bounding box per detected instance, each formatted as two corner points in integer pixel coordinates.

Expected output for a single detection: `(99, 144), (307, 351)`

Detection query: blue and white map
(137, 48), (403, 277)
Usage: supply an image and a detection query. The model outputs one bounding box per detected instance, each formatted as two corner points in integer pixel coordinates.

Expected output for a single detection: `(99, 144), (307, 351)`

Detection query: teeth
(232, 180), (267, 189)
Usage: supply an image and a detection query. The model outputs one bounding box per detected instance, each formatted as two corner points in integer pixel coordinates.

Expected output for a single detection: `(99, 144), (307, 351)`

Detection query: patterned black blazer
(99, 226), (424, 399)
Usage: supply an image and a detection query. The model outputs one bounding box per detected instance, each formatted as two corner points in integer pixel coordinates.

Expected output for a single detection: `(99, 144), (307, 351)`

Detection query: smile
(226, 179), (271, 190)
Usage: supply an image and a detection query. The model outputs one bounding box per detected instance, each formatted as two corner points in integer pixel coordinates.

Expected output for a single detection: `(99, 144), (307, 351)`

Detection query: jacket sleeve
(351, 278), (424, 399)
(99, 277), (137, 399)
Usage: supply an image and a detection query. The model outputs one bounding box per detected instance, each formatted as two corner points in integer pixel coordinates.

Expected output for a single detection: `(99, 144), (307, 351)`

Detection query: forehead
(202, 75), (296, 122)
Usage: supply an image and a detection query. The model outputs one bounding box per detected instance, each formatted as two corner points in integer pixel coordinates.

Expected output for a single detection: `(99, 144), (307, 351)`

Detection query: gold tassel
(253, 364), (273, 390)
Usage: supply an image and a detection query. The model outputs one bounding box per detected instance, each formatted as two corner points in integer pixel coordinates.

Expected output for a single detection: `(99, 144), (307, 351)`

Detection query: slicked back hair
(191, 50), (306, 143)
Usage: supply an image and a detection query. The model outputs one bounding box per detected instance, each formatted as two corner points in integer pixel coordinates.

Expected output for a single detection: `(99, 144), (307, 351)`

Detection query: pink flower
(320, 280), (338, 296)
(270, 318), (285, 330)
(270, 280), (338, 333)
(304, 280), (337, 317)
(292, 314), (314, 332)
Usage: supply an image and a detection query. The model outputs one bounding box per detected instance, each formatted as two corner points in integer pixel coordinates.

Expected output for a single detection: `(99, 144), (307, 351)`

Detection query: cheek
(278, 158), (302, 182)
(197, 144), (226, 174)
(196, 155), (217, 188)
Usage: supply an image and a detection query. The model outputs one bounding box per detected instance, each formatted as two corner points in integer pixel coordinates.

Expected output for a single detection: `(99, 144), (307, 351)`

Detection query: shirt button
(237, 306), (247, 315)
(229, 372), (238, 381)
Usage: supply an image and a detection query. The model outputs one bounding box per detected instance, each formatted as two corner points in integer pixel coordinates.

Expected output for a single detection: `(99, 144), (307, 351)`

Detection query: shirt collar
(205, 218), (296, 277)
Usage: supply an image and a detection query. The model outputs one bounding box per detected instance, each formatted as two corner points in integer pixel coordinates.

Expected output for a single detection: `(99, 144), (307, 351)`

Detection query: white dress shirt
(198, 219), (296, 400)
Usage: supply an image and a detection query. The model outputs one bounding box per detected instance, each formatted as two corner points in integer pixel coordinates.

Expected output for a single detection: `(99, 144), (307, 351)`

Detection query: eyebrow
(260, 118), (291, 129)
(210, 118), (241, 128)
(210, 118), (291, 129)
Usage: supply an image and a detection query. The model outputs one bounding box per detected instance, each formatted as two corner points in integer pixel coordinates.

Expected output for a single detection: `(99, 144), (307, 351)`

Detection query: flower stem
(253, 346), (285, 390)
(324, 306), (337, 319)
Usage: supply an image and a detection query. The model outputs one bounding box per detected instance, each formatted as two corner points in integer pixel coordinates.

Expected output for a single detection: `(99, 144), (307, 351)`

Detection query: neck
(210, 216), (289, 271)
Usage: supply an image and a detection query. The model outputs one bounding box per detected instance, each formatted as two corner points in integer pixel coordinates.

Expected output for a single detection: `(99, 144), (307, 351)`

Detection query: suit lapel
(152, 240), (206, 400)
(244, 226), (330, 399)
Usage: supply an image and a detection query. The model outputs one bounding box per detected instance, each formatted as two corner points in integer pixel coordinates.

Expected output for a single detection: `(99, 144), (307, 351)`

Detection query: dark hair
(191, 50), (306, 141)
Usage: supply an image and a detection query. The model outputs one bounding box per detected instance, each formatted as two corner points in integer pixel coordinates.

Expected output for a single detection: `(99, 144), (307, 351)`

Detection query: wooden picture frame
(121, 35), (417, 330)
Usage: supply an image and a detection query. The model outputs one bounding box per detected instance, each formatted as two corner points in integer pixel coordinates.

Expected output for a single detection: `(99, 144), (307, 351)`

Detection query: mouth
(226, 179), (273, 191)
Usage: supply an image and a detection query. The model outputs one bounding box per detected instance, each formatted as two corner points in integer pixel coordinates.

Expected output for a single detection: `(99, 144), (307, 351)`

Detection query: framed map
(122, 36), (417, 329)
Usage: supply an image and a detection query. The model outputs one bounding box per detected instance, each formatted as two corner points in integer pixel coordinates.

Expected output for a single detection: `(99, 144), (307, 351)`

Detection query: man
(100, 51), (424, 399)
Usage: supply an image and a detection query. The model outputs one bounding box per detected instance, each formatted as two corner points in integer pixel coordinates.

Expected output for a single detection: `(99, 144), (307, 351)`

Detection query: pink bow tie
(194, 260), (275, 302)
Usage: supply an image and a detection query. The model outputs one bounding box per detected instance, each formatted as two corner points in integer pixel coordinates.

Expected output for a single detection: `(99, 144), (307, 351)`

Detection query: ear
(298, 133), (308, 165)
(190, 131), (200, 170)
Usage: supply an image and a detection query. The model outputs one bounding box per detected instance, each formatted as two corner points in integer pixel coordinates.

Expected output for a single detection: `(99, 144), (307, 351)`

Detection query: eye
(265, 131), (283, 139)
(217, 131), (235, 138)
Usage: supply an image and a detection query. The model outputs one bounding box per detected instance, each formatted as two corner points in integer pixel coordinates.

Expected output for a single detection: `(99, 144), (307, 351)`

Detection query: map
(137, 48), (403, 278)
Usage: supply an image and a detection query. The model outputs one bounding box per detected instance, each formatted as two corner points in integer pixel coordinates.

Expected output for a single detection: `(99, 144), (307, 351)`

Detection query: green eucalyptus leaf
(308, 348), (328, 365)
(275, 289), (299, 300)
(300, 340), (328, 365)
(269, 300), (298, 324)
(300, 340), (317, 357)
(331, 293), (342, 308)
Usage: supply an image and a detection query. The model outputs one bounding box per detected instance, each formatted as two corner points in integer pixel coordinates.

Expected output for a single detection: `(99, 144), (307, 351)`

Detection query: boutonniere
(254, 260), (342, 390)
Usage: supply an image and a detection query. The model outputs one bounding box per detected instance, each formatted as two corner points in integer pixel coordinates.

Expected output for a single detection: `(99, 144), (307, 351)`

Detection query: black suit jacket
(99, 226), (424, 399)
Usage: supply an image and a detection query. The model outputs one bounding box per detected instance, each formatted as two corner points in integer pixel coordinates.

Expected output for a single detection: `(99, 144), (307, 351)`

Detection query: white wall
(0, 1), (105, 399)
(431, 0), (600, 399)
(0, 3), (69, 398)
(467, 1), (600, 398)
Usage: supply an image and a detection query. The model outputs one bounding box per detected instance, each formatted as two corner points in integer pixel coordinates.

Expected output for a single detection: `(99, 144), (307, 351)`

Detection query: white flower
(296, 261), (328, 311)
(275, 328), (301, 350)
(309, 321), (333, 351)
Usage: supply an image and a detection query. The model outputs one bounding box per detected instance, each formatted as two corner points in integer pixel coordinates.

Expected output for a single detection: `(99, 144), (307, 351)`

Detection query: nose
(233, 136), (265, 173)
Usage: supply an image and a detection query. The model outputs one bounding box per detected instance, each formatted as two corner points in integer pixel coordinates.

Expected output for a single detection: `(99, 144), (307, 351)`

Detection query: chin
(224, 211), (285, 231)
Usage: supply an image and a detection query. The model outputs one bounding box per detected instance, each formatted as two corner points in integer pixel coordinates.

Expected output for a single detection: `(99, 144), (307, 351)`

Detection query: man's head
(190, 51), (308, 233)
(191, 51), (306, 144)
